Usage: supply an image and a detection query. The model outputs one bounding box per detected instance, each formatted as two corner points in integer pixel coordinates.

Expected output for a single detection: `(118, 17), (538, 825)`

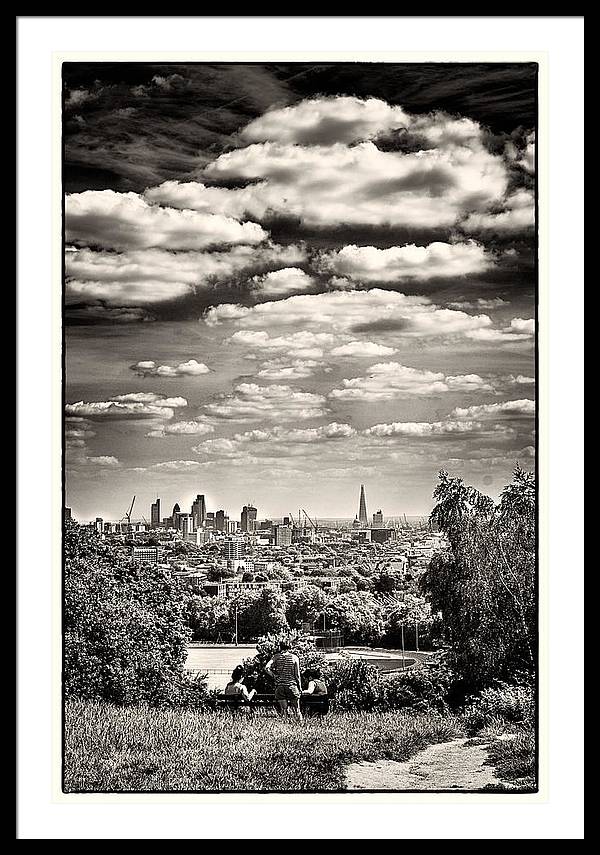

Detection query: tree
(285, 585), (327, 629)
(64, 521), (204, 706)
(421, 466), (536, 689)
(186, 595), (231, 641)
(324, 591), (385, 645)
(229, 586), (289, 641)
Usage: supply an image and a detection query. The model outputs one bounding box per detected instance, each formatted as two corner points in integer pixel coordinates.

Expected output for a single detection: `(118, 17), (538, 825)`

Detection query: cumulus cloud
(505, 131), (535, 175)
(364, 420), (508, 438)
(461, 189), (534, 234)
(329, 362), (494, 402)
(450, 399), (535, 419)
(465, 317), (534, 343)
(204, 383), (328, 422)
(65, 392), (187, 421)
(249, 267), (316, 297)
(206, 289), (495, 339)
(256, 359), (326, 380)
(229, 329), (336, 359)
(66, 190), (267, 252)
(147, 420), (215, 438)
(329, 341), (397, 357)
(65, 243), (307, 307)
(131, 359), (210, 377)
(507, 374), (535, 385)
(320, 241), (491, 283)
(448, 297), (509, 310)
(240, 96), (411, 146)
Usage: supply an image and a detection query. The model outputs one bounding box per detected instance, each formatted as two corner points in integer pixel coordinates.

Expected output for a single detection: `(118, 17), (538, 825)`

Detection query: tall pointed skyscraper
(358, 484), (368, 526)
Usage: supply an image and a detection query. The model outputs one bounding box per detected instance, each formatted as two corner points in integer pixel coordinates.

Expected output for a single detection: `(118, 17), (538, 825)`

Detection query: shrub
(322, 659), (382, 711)
(379, 663), (453, 713)
(463, 678), (535, 734)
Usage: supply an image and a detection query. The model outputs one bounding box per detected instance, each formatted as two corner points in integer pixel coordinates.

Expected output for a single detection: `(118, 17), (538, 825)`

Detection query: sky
(63, 62), (536, 523)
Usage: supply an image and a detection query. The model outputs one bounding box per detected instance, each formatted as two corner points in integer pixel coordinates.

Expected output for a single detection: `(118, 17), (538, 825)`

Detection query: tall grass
(64, 699), (464, 792)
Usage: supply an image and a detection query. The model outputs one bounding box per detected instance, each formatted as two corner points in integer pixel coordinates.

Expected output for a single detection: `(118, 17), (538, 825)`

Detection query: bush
(463, 678), (535, 734)
(379, 663), (453, 713)
(323, 659), (381, 711)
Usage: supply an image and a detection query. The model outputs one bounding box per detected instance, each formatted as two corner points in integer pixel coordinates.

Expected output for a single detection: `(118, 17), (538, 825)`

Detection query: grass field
(64, 699), (465, 792)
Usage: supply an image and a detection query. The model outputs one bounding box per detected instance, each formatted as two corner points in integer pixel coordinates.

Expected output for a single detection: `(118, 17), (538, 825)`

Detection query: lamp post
(401, 621), (405, 670)
(234, 604), (238, 647)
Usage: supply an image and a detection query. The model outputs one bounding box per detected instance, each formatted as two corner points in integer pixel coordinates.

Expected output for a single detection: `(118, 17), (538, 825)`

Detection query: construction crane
(120, 495), (136, 530)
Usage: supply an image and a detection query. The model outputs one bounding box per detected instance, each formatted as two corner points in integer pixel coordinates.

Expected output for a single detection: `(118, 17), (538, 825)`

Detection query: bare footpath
(344, 737), (502, 791)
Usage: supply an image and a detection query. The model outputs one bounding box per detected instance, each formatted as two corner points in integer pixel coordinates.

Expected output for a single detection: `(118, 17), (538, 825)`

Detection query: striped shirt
(270, 652), (298, 687)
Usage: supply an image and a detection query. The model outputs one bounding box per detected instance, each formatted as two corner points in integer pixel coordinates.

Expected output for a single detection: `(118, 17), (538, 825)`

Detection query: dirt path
(344, 738), (501, 791)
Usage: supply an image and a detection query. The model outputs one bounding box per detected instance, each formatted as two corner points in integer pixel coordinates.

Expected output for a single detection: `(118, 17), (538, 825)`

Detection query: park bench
(215, 692), (331, 715)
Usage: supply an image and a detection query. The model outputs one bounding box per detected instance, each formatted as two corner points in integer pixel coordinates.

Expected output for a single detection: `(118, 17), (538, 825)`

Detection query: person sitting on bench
(223, 666), (256, 704)
(302, 667), (328, 697)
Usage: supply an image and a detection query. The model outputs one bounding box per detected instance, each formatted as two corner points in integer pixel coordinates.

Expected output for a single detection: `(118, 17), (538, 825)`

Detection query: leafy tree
(186, 595), (231, 641)
(285, 585), (327, 629)
(64, 521), (205, 706)
(421, 466), (536, 690)
(229, 586), (289, 641)
(324, 591), (385, 645)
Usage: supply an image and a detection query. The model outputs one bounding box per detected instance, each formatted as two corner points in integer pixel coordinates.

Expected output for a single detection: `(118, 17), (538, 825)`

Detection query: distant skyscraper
(274, 524), (293, 547)
(191, 494), (206, 528)
(179, 514), (194, 537)
(358, 485), (368, 526)
(215, 510), (228, 532)
(241, 504), (257, 533)
(151, 498), (161, 529)
(171, 503), (181, 530)
(372, 509), (383, 529)
(94, 517), (103, 534)
(64, 507), (72, 522)
(205, 512), (215, 530)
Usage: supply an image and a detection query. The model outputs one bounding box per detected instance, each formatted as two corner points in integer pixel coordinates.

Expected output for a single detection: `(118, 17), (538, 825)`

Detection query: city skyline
(64, 63), (536, 520)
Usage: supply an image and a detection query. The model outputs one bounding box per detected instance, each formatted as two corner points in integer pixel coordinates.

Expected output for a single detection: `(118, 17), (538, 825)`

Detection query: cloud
(229, 329), (336, 359)
(64, 304), (156, 324)
(329, 362), (494, 402)
(131, 359), (210, 377)
(256, 359), (326, 380)
(461, 189), (534, 234)
(147, 420), (215, 438)
(66, 190), (267, 251)
(87, 455), (121, 468)
(65, 243), (307, 308)
(465, 317), (534, 343)
(505, 131), (535, 174)
(320, 241), (491, 283)
(204, 383), (328, 422)
(240, 96), (411, 146)
(510, 317), (535, 334)
(450, 399), (535, 419)
(197, 138), (508, 230)
(65, 392), (187, 421)
(507, 374), (535, 385)
(206, 289), (495, 339)
(448, 297), (509, 310)
(364, 420), (509, 438)
(249, 267), (316, 297)
(329, 341), (397, 357)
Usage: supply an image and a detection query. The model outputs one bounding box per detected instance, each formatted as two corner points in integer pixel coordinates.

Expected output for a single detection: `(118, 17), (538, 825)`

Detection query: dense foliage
(421, 466), (536, 690)
(64, 521), (206, 706)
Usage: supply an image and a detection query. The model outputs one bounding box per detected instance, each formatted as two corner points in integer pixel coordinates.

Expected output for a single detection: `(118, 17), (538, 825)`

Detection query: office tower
(191, 494), (206, 529)
(241, 504), (257, 533)
(94, 517), (103, 534)
(179, 514), (194, 537)
(372, 509), (384, 529)
(215, 510), (228, 532)
(283, 515), (291, 527)
(204, 511), (215, 530)
(223, 539), (244, 560)
(274, 524), (293, 547)
(171, 502), (181, 529)
(358, 484), (368, 526)
(64, 507), (72, 522)
(150, 497), (161, 529)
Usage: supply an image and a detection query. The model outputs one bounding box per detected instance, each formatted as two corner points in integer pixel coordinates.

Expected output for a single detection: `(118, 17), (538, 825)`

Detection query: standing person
(265, 641), (303, 721)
